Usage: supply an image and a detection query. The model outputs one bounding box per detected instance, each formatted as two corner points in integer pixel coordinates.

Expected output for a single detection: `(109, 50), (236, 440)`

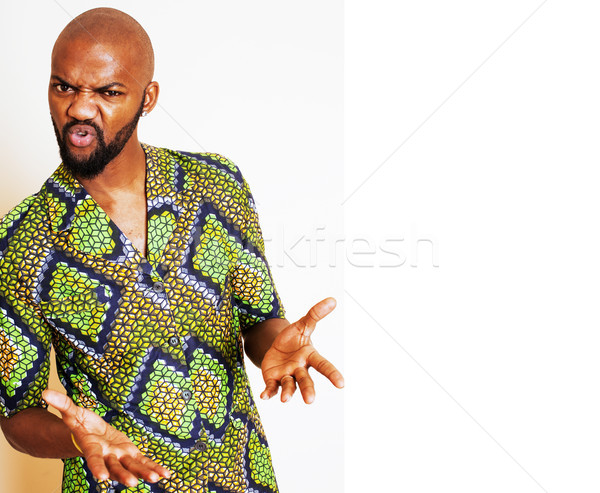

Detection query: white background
(0, 2), (343, 492)
(345, 1), (600, 492)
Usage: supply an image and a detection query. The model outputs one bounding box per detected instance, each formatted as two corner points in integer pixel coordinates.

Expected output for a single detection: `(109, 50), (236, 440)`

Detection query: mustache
(62, 119), (103, 137)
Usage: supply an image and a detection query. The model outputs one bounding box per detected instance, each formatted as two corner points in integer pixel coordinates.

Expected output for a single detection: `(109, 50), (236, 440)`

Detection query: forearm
(0, 407), (80, 458)
(243, 317), (290, 367)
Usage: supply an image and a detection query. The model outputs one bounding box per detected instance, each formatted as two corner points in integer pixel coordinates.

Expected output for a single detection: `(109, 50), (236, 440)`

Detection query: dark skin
(0, 7), (343, 489)
(48, 34), (157, 255)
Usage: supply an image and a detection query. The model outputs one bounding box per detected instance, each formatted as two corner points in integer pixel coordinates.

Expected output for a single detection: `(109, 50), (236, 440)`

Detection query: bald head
(52, 8), (154, 85)
(48, 8), (160, 181)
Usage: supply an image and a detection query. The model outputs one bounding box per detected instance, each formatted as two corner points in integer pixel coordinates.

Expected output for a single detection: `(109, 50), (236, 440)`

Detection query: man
(0, 7), (343, 493)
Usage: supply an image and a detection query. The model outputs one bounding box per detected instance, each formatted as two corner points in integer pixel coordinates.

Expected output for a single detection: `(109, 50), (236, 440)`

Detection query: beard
(51, 95), (145, 180)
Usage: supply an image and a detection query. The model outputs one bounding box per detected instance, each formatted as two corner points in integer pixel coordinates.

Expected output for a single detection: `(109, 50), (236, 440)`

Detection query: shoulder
(148, 145), (247, 189)
(177, 150), (244, 182)
(0, 193), (45, 252)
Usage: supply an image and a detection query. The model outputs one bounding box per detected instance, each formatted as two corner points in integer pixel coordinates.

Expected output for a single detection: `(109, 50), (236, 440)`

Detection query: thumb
(42, 389), (78, 419)
(299, 297), (336, 337)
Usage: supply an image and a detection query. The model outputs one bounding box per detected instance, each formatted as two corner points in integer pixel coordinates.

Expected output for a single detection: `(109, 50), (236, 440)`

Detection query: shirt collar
(42, 143), (188, 233)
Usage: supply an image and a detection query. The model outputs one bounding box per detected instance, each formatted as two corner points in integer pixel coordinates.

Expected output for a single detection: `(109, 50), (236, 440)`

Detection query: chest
(37, 205), (245, 355)
(96, 193), (148, 256)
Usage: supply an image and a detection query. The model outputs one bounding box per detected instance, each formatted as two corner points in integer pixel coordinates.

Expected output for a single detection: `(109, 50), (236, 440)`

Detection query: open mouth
(67, 124), (98, 148)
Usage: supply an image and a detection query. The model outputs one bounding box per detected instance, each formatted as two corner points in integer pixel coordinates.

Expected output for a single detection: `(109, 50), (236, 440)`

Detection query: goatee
(52, 96), (145, 180)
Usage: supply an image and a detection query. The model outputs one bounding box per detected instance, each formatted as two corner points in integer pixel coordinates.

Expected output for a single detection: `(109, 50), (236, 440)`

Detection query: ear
(142, 81), (160, 115)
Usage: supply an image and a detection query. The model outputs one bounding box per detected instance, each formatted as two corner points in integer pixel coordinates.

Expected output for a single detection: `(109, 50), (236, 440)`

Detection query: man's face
(49, 38), (147, 179)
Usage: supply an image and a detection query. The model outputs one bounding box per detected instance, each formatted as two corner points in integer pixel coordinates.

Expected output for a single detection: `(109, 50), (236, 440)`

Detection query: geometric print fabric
(0, 144), (285, 492)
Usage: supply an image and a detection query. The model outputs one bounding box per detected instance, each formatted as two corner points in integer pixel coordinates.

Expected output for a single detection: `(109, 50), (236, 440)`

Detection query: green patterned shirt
(0, 144), (285, 493)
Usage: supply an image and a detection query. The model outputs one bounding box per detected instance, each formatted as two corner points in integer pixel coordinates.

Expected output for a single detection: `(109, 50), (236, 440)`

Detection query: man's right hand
(42, 389), (171, 488)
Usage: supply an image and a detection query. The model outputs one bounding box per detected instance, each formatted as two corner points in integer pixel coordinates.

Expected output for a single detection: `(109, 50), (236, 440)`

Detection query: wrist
(70, 432), (83, 455)
(244, 317), (289, 367)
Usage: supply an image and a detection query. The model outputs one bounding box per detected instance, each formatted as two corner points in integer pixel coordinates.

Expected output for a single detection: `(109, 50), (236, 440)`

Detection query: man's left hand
(259, 297), (344, 404)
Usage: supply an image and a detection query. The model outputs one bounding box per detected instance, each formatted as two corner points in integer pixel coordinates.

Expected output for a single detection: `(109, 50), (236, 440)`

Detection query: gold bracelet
(71, 433), (83, 454)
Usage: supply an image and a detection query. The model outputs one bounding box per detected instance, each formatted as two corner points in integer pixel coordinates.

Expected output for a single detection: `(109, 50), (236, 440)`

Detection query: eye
(54, 83), (72, 93)
(103, 90), (122, 97)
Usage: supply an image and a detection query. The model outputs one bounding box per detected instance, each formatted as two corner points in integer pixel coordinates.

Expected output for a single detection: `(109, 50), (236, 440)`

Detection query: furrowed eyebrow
(50, 76), (126, 92)
(50, 76), (73, 87)
(96, 82), (127, 92)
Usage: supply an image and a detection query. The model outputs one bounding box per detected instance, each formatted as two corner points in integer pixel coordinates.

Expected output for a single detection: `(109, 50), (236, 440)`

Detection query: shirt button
(194, 440), (207, 452)
(182, 390), (192, 402)
(153, 281), (165, 293)
(168, 336), (180, 347)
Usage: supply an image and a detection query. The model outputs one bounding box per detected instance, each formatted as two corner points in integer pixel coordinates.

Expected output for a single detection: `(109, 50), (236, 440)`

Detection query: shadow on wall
(0, 350), (64, 493)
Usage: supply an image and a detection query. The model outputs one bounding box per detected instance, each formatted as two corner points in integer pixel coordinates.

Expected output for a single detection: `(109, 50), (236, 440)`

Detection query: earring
(142, 111), (148, 117)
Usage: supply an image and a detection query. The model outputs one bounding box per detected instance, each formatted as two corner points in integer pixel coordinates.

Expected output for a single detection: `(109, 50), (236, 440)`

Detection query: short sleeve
(231, 177), (286, 333)
(0, 200), (53, 418)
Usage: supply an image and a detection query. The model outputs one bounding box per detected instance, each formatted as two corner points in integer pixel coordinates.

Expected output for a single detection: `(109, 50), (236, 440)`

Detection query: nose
(66, 91), (98, 121)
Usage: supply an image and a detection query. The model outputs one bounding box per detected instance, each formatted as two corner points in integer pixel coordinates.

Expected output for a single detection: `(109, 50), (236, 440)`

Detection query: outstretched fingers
(43, 389), (171, 487)
(84, 443), (111, 482)
(149, 460), (172, 480)
(298, 297), (336, 338)
(89, 448), (170, 487)
(293, 367), (315, 404)
(308, 351), (345, 389)
(105, 453), (139, 487)
(42, 389), (84, 427)
(261, 375), (300, 402)
(260, 378), (280, 400)
(43, 389), (75, 415)
(120, 454), (167, 484)
(280, 375), (297, 403)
